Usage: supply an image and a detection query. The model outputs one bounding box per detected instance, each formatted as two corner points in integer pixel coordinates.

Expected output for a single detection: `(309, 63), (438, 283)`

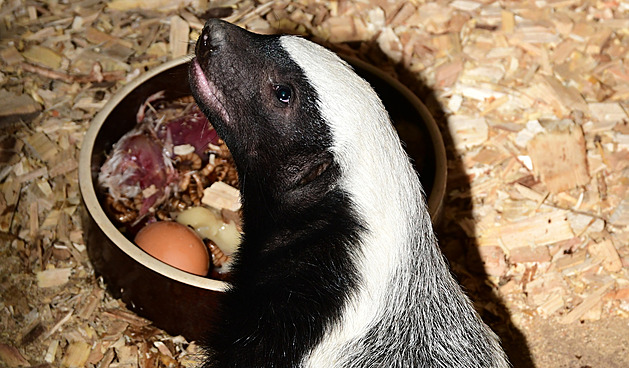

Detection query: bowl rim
(79, 55), (446, 293)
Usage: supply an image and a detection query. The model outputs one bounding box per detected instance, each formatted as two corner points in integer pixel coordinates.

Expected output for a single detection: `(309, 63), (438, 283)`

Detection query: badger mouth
(190, 58), (230, 125)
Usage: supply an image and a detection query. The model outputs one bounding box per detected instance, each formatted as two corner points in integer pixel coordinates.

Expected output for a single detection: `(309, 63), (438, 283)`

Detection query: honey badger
(189, 19), (509, 368)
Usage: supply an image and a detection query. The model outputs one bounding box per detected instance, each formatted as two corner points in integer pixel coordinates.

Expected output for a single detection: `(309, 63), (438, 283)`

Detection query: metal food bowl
(79, 56), (446, 341)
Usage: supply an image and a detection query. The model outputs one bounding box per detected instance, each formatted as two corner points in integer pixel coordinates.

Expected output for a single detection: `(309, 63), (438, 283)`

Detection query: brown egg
(135, 221), (209, 276)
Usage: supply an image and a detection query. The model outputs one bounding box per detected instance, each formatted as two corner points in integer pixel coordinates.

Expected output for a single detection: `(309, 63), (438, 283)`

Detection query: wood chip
(376, 27), (403, 63)
(97, 348), (115, 368)
(22, 45), (63, 70)
(475, 245), (507, 276)
(501, 10), (515, 33)
(435, 59), (464, 88)
(23, 132), (58, 163)
(44, 340), (59, 364)
(555, 249), (587, 271)
(479, 210), (575, 250)
(323, 16), (358, 43)
(202, 181), (242, 212)
(85, 342), (104, 365)
(588, 239), (623, 273)
(169, 15), (190, 59)
(15, 167), (48, 184)
(450, 0), (482, 12)
(36, 268), (72, 288)
(447, 115), (489, 149)
(0, 90), (41, 126)
(560, 280), (614, 324)
(0, 343), (31, 367)
(389, 2), (416, 26)
(526, 271), (567, 305)
(510, 246), (552, 263)
(48, 150), (78, 178)
(512, 24), (561, 44)
(77, 287), (105, 320)
(114, 345), (139, 367)
(0, 45), (25, 66)
(527, 120), (590, 193)
(61, 341), (91, 368)
(153, 341), (174, 358)
(615, 288), (629, 301)
(609, 197), (629, 227)
(537, 293), (565, 317)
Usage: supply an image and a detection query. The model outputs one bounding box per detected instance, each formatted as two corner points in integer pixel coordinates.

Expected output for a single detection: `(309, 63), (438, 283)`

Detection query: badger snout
(195, 19), (255, 65)
(196, 19), (227, 60)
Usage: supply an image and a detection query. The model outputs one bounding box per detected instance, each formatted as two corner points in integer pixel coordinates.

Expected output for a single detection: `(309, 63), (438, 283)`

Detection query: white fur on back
(280, 36), (427, 367)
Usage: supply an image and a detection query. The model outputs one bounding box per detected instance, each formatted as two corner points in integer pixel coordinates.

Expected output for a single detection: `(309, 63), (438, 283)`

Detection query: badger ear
(298, 153), (333, 187)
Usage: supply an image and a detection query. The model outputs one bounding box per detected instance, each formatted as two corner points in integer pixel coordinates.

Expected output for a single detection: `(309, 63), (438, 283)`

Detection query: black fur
(190, 19), (364, 367)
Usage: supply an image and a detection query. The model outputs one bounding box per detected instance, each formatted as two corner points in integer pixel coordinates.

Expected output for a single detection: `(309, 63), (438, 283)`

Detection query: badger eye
(274, 85), (292, 105)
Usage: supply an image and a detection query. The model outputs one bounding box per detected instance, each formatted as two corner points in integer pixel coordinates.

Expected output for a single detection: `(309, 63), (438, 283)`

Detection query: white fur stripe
(280, 36), (426, 367)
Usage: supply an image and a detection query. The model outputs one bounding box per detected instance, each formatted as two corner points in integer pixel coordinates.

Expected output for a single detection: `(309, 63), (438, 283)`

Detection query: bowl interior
(80, 58), (228, 292)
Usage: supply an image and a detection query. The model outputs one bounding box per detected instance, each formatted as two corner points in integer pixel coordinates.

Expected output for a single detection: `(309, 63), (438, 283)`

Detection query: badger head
(189, 20), (419, 240)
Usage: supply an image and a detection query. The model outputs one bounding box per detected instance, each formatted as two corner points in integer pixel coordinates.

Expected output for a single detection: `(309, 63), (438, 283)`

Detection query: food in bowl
(98, 93), (240, 278)
(134, 221), (210, 276)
